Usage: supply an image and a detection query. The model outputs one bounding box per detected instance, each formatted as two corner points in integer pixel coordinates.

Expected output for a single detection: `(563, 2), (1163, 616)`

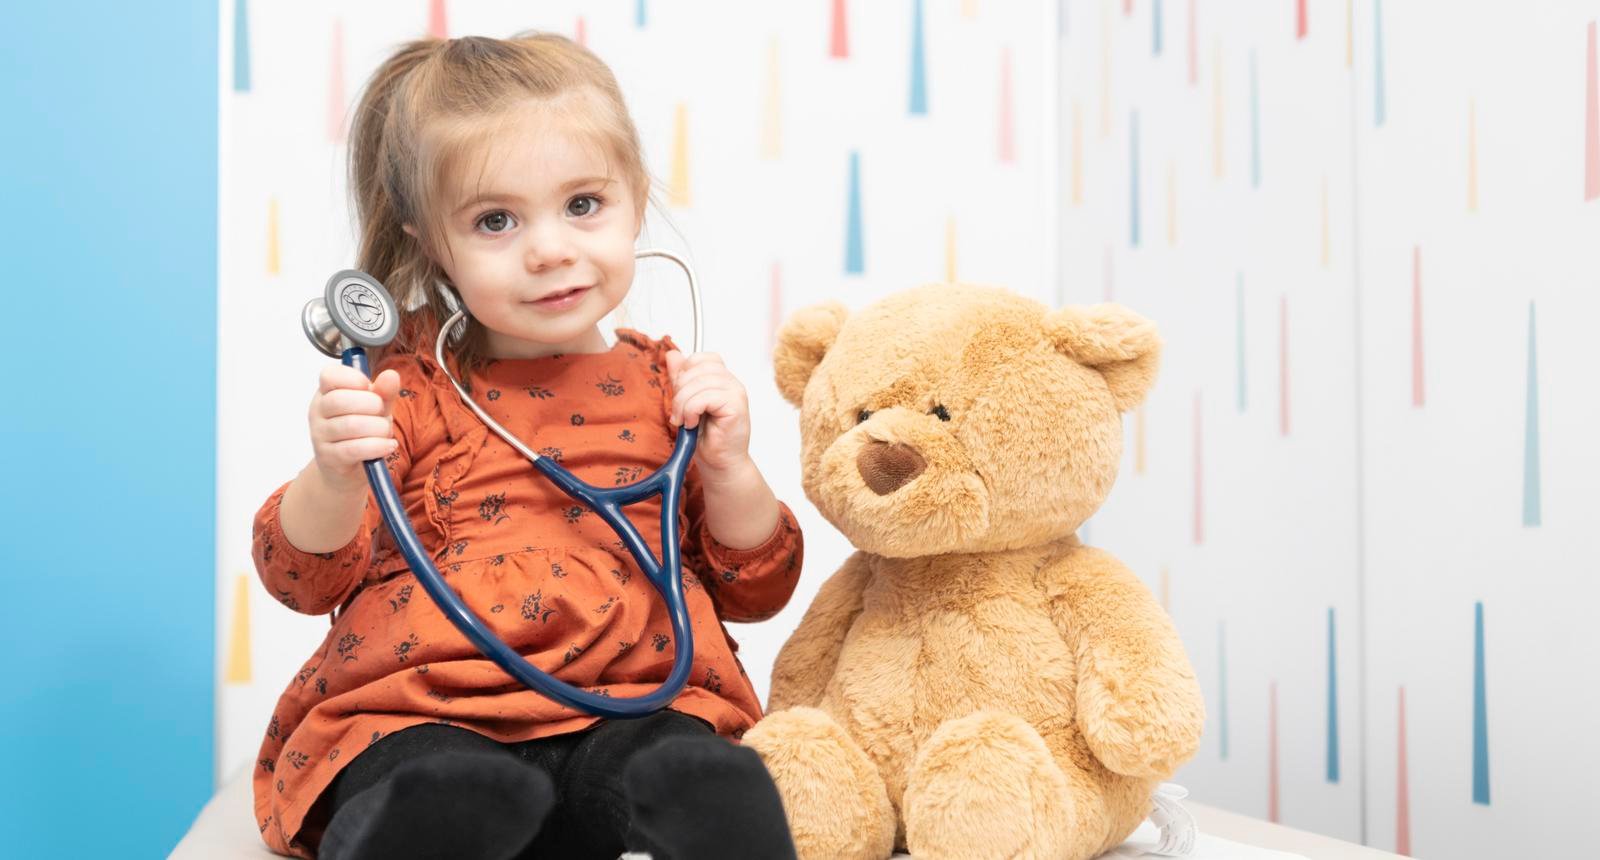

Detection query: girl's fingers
(327, 436), (399, 465)
(665, 349), (685, 383)
(678, 387), (741, 429)
(318, 363), (373, 394)
(370, 369), (402, 414)
(671, 363), (734, 394)
(670, 376), (727, 424)
(317, 388), (387, 419)
(317, 414), (393, 443)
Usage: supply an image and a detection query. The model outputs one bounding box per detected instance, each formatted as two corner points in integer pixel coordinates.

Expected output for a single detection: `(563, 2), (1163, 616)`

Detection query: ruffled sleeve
(249, 354), (421, 615)
(684, 483), (804, 623)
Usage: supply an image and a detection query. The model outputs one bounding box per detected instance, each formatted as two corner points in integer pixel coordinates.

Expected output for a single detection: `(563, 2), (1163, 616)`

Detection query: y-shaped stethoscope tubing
(344, 346), (698, 719)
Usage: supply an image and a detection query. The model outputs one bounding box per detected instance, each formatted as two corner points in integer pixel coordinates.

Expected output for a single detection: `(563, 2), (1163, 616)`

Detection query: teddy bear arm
(1042, 549), (1206, 779)
(767, 552), (873, 712)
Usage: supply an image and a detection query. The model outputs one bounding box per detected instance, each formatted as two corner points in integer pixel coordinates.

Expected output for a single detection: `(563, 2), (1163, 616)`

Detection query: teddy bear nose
(857, 441), (928, 495)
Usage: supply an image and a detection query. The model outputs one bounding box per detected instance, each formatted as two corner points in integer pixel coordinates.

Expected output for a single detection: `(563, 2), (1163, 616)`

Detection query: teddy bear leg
(742, 706), (897, 860)
(903, 711), (1105, 860)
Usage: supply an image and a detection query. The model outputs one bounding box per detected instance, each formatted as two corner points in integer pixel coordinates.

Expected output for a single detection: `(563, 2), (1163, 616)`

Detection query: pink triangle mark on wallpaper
(830, 0), (849, 58)
(429, 0), (448, 39)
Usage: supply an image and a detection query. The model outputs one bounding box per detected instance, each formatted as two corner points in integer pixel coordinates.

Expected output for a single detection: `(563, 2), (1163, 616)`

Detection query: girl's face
(431, 102), (641, 358)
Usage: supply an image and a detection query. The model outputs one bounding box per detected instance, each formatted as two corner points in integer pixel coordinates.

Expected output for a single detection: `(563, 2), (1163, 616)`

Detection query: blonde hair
(348, 33), (649, 383)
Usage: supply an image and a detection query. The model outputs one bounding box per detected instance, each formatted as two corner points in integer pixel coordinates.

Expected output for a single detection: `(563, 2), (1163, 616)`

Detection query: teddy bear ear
(773, 301), (850, 406)
(1042, 304), (1163, 412)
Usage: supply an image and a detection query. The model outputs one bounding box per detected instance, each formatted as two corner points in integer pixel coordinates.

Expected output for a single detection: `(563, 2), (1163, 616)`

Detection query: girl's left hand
(666, 350), (752, 477)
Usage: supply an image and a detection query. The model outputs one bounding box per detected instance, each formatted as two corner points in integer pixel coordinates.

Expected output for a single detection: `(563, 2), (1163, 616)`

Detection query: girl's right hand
(308, 365), (402, 492)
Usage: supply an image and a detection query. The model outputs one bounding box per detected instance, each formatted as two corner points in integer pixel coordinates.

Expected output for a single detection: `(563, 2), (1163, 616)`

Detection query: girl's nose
(523, 220), (577, 272)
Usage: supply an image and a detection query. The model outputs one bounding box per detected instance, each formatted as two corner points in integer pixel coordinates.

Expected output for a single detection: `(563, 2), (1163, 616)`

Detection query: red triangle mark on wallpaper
(430, 0), (448, 39)
(1397, 686), (1412, 855)
(999, 47), (1016, 163)
(1268, 680), (1281, 823)
(830, 0), (849, 58)
(1297, 0), (1308, 39)
(576, 16), (588, 47)
(1188, 0), (1198, 86)
(1587, 22), (1599, 200)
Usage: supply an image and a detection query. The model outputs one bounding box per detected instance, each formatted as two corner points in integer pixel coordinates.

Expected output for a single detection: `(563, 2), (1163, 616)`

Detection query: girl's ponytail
(346, 39), (451, 366)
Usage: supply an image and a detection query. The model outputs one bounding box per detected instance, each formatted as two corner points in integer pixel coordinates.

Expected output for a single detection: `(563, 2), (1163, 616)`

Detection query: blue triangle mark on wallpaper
(233, 0), (251, 93)
(1130, 110), (1141, 248)
(1327, 607), (1340, 783)
(1473, 601), (1491, 805)
(845, 151), (864, 274)
(1374, 0), (1387, 126)
(1153, 0), (1164, 55)
(910, 0), (928, 115)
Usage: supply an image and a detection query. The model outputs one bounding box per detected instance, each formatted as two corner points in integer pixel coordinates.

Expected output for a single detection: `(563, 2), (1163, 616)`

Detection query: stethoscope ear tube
(344, 346), (697, 719)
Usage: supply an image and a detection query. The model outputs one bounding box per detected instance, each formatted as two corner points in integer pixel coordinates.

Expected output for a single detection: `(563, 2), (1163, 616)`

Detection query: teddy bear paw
(903, 712), (1081, 860)
(743, 707), (897, 860)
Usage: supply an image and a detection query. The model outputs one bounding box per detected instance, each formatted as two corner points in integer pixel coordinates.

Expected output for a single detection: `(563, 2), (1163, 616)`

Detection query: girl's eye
(476, 211), (515, 234)
(856, 409), (873, 424)
(567, 194), (602, 217)
(930, 404), (951, 422)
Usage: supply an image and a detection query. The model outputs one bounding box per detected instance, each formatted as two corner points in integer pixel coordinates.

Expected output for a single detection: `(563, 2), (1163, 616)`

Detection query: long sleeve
(681, 463), (804, 623)
(250, 356), (418, 616)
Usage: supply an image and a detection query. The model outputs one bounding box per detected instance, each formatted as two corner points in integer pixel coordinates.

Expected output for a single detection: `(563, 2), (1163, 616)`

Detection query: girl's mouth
(528, 286), (590, 311)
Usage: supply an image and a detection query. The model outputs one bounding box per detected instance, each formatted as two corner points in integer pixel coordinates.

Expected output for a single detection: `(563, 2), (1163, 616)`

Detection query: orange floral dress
(249, 330), (803, 858)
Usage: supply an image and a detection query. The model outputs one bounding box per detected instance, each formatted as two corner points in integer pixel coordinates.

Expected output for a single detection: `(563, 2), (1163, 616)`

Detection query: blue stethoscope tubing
(307, 250), (705, 719)
(344, 348), (699, 719)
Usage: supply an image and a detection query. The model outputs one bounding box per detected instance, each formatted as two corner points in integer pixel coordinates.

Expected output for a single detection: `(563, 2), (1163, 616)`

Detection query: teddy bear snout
(857, 441), (928, 495)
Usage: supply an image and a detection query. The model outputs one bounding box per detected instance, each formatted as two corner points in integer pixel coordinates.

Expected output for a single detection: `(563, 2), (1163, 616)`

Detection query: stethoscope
(301, 250), (702, 719)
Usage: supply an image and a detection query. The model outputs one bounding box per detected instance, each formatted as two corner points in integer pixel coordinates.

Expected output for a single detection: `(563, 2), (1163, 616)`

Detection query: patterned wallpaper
(1064, 1), (1600, 856)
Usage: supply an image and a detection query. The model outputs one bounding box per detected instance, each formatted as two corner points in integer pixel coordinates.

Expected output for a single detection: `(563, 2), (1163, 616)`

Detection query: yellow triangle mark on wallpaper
(761, 38), (781, 160)
(1213, 38), (1225, 179)
(1320, 176), (1331, 268)
(224, 574), (252, 684)
(1345, 0), (1353, 68)
(266, 197), (280, 276)
(963, 0), (978, 18)
(945, 217), (958, 283)
(1468, 98), (1479, 212)
(670, 104), (691, 207)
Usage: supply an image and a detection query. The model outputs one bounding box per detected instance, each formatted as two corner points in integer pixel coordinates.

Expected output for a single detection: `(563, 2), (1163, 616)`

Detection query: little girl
(251, 34), (802, 860)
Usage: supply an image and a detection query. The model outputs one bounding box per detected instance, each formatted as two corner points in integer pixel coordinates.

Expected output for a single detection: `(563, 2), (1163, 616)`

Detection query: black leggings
(305, 711), (794, 860)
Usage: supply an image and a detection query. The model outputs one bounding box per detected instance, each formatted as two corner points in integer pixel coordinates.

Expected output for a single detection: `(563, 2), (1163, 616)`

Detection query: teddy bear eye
(856, 409), (874, 424)
(930, 404), (951, 422)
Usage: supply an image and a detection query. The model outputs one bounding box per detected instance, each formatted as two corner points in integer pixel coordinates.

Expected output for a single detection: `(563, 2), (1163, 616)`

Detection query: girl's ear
(1041, 304), (1162, 412)
(773, 302), (849, 406)
(402, 223), (417, 238)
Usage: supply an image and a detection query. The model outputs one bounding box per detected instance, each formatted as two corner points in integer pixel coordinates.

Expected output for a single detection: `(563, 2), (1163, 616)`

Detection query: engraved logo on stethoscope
(338, 281), (386, 333)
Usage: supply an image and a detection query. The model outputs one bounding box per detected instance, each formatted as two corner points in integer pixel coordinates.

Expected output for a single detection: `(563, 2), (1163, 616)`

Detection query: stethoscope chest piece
(303, 270), (400, 358)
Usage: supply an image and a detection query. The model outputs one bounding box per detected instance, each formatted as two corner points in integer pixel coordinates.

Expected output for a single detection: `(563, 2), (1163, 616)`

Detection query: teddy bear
(742, 284), (1205, 860)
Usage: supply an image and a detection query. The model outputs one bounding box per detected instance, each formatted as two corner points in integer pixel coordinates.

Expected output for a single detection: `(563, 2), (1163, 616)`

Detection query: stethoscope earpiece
(302, 270), (400, 358)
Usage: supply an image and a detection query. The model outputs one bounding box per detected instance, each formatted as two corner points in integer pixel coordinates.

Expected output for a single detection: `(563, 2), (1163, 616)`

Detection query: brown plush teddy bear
(743, 285), (1205, 860)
